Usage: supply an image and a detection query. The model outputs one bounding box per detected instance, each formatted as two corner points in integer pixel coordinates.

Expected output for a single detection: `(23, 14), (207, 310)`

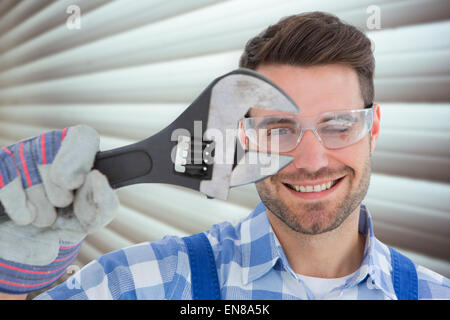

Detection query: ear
(370, 103), (381, 154)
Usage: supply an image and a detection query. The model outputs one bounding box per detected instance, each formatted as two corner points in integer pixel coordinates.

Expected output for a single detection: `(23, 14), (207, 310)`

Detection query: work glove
(0, 125), (119, 294)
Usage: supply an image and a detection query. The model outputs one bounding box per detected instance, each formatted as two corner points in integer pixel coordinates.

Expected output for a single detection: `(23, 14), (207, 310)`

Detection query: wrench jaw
(229, 152), (294, 188)
(198, 68), (300, 200)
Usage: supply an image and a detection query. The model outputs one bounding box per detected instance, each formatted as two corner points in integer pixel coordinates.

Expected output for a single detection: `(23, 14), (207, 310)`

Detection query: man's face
(253, 64), (380, 235)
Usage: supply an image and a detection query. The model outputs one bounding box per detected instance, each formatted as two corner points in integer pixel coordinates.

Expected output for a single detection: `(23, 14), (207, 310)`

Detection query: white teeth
(289, 180), (337, 193)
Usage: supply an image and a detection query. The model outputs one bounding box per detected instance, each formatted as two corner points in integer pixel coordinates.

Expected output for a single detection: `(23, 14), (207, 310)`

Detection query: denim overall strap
(389, 247), (418, 300)
(183, 232), (221, 300)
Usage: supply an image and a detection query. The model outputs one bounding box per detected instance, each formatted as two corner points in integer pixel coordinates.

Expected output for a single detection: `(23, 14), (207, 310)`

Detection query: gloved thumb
(73, 169), (119, 233)
(50, 125), (100, 191)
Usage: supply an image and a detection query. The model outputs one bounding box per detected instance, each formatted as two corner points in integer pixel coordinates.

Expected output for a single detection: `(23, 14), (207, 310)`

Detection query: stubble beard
(256, 157), (372, 235)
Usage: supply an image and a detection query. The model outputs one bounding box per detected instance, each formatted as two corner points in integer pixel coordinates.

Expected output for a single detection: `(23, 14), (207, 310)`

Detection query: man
(1, 12), (449, 300)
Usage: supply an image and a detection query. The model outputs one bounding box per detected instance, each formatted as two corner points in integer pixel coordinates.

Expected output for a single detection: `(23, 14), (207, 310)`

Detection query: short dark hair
(239, 11), (375, 107)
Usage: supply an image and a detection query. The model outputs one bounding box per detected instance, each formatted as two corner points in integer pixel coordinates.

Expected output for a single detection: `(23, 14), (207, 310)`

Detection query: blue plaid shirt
(36, 203), (450, 300)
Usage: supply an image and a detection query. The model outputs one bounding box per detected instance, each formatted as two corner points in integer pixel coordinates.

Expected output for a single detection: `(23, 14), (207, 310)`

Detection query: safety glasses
(239, 105), (374, 152)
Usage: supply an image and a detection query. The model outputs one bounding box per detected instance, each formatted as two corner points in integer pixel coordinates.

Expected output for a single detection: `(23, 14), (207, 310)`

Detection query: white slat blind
(0, 0), (449, 279)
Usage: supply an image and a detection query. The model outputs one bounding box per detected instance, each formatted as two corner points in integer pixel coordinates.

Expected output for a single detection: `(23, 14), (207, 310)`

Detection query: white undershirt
(296, 269), (359, 299)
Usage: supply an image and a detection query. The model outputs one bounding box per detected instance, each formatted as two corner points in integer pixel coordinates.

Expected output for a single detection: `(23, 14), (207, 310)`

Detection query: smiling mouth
(283, 177), (344, 193)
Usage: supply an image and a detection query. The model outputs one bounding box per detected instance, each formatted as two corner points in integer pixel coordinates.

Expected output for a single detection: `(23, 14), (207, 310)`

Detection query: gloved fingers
(38, 164), (73, 208)
(0, 221), (60, 266)
(25, 184), (57, 228)
(51, 205), (87, 244)
(50, 125), (100, 191)
(74, 169), (119, 233)
(0, 177), (36, 225)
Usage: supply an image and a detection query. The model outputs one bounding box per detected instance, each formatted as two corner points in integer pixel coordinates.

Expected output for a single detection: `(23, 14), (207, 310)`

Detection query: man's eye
(321, 123), (357, 134)
(321, 117), (356, 126)
(266, 127), (293, 136)
(321, 126), (350, 133)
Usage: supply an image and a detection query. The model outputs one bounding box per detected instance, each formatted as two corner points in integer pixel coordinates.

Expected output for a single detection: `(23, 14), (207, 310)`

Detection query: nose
(290, 129), (329, 171)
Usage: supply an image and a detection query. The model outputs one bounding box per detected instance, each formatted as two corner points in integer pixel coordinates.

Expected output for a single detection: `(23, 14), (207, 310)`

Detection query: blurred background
(0, 0), (449, 283)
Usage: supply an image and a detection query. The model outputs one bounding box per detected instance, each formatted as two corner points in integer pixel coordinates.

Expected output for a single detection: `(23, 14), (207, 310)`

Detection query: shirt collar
(346, 204), (397, 300)
(242, 202), (397, 299)
(241, 202), (285, 285)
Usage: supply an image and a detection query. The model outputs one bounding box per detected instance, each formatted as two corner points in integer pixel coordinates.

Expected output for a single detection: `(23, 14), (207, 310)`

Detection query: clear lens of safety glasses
(240, 107), (374, 152)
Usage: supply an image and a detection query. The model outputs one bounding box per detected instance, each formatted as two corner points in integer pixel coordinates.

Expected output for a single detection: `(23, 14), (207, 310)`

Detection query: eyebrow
(320, 114), (358, 123)
(257, 117), (297, 127)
